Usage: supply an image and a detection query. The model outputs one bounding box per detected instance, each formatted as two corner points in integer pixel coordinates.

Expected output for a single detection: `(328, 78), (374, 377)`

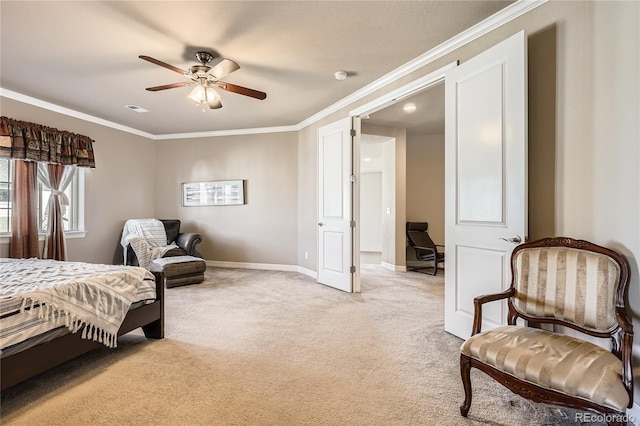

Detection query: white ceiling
(367, 83), (445, 135)
(360, 82), (445, 172)
(0, 1), (512, 136)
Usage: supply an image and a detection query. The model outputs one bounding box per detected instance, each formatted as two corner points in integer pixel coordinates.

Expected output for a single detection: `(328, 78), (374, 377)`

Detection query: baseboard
(296, 266), (318, 279)
(206, 260), (318, 279)
(381, 262), (407, 272)
(206, 260), (297, 271)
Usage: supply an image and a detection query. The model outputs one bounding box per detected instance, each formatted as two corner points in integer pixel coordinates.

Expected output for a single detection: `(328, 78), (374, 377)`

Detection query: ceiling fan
(139, 51), (267, 111)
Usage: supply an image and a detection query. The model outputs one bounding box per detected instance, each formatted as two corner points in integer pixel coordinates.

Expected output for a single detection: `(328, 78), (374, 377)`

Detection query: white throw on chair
(120, 219), (178, 269)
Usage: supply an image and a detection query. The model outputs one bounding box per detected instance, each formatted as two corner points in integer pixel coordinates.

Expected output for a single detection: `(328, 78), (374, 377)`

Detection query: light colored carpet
(1, 266), (597, 425)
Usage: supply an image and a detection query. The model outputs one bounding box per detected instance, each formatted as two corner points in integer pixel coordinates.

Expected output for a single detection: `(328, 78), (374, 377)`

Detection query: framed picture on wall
(182, 180), (246, 206)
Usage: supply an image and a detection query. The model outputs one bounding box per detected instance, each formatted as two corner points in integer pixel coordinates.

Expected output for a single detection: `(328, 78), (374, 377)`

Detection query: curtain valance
(0, 116), (95, 168)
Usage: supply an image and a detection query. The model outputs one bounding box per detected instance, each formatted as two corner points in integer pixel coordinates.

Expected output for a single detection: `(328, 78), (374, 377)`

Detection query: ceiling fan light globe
(205, 86), (218, 102)
(188, 85), (206, 103)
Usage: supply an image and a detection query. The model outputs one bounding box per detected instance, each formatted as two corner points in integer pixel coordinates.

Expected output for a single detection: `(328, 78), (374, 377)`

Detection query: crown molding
(153, 125), (298, 140)
(0, 88), (157, 139)
(0, 88), (296, 140)
(1, 0), (546, 140)
(296, 0), (547, 130)
(349, 61), (456, 118)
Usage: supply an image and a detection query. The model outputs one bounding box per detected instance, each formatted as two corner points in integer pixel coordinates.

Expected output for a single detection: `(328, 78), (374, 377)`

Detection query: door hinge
(350, 220), (356, 228)
(350, 265), (356, 273)
(350, 129), (356, 137)
(350, 175), (356, 183)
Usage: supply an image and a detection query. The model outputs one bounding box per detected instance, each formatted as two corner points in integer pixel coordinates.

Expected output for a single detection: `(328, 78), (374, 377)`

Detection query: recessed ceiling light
(403, 102), (416, 114)
(125, 105), (149, 113)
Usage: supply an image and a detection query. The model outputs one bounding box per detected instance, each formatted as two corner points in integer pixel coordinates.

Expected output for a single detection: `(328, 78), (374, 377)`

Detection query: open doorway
(359, 81), (446, 275)
(359, 133), (392, 266)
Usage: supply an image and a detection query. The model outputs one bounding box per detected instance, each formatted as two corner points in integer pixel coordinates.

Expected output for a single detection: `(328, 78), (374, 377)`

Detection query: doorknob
(499, 235), (522, 244)
(318, 222), (324, 226)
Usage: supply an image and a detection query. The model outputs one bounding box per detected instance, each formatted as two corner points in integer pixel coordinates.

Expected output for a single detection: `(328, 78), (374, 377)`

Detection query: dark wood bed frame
(1, 271), (165, 391)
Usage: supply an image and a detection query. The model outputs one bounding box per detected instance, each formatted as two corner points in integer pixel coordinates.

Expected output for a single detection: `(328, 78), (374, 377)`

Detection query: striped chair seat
(461, 325), (629, 412)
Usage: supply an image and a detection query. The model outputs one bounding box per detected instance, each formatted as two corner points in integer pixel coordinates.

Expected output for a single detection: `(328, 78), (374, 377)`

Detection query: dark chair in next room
(406, 221), (445, 276)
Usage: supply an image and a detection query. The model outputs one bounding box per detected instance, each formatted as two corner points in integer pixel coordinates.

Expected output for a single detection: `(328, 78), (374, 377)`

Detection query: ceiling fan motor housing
(190, 65), (211, 75)
(195, 51), (214, 65)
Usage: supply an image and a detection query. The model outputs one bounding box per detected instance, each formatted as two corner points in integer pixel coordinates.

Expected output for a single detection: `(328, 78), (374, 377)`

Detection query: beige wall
(588, 2), (640, 384)
(0, 101), (298, 266)
(527, 23), (556, 241)
(296, 125), (319, 272)
(406, 133), (445, 245)
(154, 132), (298, 265)
(0, 97), (156, 264)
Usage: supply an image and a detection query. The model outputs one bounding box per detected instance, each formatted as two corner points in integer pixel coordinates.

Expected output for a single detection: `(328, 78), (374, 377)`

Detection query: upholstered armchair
(124, 219), (202, 267)
(459, 237), (633, 425)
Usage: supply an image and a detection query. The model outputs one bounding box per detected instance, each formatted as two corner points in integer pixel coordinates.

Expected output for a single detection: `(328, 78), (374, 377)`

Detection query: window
(0, 159), (11, 233)
(0, 159), (84, 235)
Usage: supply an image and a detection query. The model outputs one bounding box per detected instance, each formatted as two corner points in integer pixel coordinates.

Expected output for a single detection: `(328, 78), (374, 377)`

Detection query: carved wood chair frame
(459, 237), (633, 426)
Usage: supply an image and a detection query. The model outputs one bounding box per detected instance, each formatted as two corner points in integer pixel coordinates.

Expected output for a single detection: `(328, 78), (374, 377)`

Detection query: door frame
(348, 62), (457, 284)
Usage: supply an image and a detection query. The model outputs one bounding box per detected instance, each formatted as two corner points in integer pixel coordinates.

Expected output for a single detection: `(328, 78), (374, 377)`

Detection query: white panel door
(318, 118), (353, 292)
(444, 31), (528, 339)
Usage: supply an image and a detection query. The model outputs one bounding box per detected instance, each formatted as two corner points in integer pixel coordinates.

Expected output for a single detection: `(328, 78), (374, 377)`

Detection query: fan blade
(208, 98), (223, 109)
(145, 82), (192, 92)
(207, 59), (240, 80)
(216, 81), (267, 100)
(139, 55), (187, 75)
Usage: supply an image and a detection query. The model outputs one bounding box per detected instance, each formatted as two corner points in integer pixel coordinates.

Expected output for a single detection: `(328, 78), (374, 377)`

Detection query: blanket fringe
(21, 300), (118, 349)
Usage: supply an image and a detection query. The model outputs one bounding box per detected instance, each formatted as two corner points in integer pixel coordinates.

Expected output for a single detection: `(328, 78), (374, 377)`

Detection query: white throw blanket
(0, 258), (156, 348)
(120, 219), (177, 269)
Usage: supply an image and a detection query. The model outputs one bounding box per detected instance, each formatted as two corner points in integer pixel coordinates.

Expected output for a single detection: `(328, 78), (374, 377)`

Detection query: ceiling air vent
(124, 105), (149, 113)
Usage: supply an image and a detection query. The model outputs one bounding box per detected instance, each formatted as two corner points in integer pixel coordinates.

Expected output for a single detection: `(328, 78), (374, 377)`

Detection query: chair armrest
(175, 233), (202, 256)
(471, 288), (515, 336)
(126, 245), (139, 266)
(413, 245), (436, 254)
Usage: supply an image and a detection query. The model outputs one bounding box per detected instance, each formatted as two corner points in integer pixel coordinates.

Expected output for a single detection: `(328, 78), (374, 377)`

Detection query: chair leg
(460, 355), (473, 416)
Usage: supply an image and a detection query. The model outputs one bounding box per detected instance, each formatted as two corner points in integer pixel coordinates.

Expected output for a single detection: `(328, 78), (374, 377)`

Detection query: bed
(0, 258), (164, 390)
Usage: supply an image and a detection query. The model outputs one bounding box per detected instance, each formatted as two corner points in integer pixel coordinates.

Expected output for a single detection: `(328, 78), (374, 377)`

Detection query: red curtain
(10, 160), (38, 258)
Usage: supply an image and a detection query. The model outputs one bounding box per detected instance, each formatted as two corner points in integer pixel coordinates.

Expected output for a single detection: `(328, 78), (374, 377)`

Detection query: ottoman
(150, 256), (206, 288)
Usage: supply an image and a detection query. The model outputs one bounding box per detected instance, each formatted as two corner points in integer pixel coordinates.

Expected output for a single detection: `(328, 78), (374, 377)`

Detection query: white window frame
(0, 159), (86, 243)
